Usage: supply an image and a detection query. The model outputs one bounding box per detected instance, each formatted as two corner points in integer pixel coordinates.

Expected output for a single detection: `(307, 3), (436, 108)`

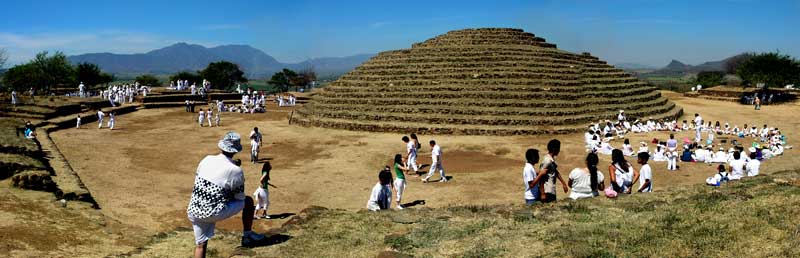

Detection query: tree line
(695, 52), (800, 89)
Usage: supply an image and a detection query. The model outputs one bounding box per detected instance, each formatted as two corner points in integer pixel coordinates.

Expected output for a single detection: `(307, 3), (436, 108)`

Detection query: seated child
(706, 164), (729, 186)
(746, 152), (760, 177)
(366, 168), (393, 211)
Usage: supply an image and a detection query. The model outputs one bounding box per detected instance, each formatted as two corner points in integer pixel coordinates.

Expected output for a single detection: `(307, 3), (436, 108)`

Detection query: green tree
(737, 52), (800, 88)
(135, 74), (161, 86)
(169, 71), (202, 85)
(695, 71), (725, 87)
(199, 61), (247, 90)
(76, 62), (113, 88)
(268, 68), (298, 92)
(31, 51), (75, 92)
(2, 63), (40, 91)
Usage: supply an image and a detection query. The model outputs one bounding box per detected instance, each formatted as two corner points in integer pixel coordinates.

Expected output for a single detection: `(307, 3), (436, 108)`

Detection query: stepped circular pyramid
(295, 28), (683, 135)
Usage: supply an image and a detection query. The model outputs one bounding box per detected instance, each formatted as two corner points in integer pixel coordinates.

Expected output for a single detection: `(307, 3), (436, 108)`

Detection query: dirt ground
(40, 91), (799, 256)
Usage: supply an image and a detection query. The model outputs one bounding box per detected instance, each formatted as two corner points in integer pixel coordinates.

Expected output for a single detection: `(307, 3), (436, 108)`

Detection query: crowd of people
(99, 83), (151, 107)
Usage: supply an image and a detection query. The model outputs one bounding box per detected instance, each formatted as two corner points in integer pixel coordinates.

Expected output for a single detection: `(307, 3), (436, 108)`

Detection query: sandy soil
(42, 92), (799, 255)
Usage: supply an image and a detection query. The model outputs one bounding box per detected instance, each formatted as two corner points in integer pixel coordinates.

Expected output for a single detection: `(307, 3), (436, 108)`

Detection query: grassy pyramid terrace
(296, 28), (683, 135)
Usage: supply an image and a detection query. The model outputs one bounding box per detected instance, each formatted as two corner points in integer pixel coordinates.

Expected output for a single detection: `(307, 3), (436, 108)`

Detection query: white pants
(12, 96), (17, 104)
(667, 158), (677, 170)
(207, 117), (213, 127)
(253, 187), (269, 211)
(695, 128), (702, 142)
(188, 199), (244, 245)
(198, 116), (204, 126)
(406, 155), (418, 172)
(98, 118), (104, 129)
(426, 161), (445, 180)
(76, 119), (81, 128)
(394, 179), (406, 203)
(251, 144), (259, 161)
(108, 119), (115, 130)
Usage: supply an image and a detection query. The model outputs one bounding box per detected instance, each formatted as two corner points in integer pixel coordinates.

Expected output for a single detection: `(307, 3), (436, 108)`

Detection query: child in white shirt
(637, 152), (653, 193)
(367, 168), (393, 211)
(746, 152), (760, 177)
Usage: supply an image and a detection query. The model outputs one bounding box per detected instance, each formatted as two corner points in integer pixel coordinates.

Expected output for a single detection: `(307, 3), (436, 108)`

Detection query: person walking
(97, 110), (105, 129)
(186, 132), (265, 258)
(249, 127), (262, 163)
(422, 140), (447, 183)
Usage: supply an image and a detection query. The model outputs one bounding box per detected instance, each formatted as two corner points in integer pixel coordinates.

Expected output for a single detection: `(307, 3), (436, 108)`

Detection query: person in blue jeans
(522, 148), (540, 205)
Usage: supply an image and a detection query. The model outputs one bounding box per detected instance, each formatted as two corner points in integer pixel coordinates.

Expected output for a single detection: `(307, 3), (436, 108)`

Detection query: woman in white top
(609, 149), (638, 194)
(568, 153), (605, 200)
(652, 145), (667, 161)
(727, 151), (746, 180)
(622, 139), (635, 157)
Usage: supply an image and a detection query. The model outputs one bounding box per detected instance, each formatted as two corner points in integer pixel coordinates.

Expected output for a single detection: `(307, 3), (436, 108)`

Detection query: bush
(695, 71), (725, 87)
(135, 74), (161, 86)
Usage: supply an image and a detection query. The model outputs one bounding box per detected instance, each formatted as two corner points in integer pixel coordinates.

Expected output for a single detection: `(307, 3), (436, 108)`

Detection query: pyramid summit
(296, 28), (683, 135)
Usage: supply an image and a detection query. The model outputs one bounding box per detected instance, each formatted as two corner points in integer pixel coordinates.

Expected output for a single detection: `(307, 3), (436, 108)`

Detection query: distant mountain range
(67, 43), (374, 78)
(617, 56), (734, 76)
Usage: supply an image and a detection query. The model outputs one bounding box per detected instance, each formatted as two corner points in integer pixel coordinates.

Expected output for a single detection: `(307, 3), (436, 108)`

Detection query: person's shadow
(401, 200), (426, 208)
(267, 213), (295, 219)
(241, 234), (292, 248)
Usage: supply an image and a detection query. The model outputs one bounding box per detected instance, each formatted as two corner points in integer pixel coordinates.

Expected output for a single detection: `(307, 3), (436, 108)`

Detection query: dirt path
(45, 94), (800, 252)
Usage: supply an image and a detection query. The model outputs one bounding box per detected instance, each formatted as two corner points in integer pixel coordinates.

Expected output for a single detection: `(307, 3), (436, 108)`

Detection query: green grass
(218, 169), (800, 258)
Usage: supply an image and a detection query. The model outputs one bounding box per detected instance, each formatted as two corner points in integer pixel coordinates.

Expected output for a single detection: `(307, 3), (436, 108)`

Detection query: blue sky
(1, 0), (798, 67)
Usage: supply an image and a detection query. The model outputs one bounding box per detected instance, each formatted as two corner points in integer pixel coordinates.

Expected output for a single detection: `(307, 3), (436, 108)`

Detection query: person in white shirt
(637, 152), (653, 193)
(198, 109), (205, 127)
(584, 129), (595, 150)
(367, 168), (392, 211)
(652, 145), (667, 161)
(249, 127), (262, 164)
(186, 132), (265, 257)
(599, 138), (614, 155)
(97, 110), (105, 129)
(622, 139), (635, 156)
(713, 147), (728, 163)
(76, 115), (82, 129)
(522, 149), (540, 205)
(11, 90), (18, 105)
(694, 113), (704, 142)
(703, 146), (714, 164)
(568, 153), (605, 200)
(706, 164), (730, 186)
(107, 112), (115, 130)
(206, 109), (213, 127)
(706, 131), (715, 146)
(215, 113), (221, 127)
(402, 136), (419, 175)
(666, 150), (678, 171)
(609, 149), (638, 194)
(746, 152), (760, 177)
(727, 151), (746, 180)
(423, 140), (447, 183)
(638, 142), (649, 154)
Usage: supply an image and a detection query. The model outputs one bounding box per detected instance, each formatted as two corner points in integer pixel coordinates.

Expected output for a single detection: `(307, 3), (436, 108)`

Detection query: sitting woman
(706, 164), (729, 186)
(681, 147), (695, 162)
(568, 153), (605, 200)
(608, 149), (638, 194)
(652, 145), (667, 162)
(622, 139), (635, 156)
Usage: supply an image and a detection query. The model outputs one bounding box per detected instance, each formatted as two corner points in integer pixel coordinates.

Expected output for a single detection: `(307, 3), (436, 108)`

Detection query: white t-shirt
(249, 131), (262, 146)
(431, 145), (442, 163)
(639, 164), (653, 192)
(694, 116), (703, 127)
(366, 183), (391, 210)
(728, 159), (746, 179)
(568, 168), (605, 200)
(197, 154), (244, 199)
(523, 163), (537, 200)
(406, 141), (417, 159)
(97, 111), (105, 120)
(746, 159), (760, 177)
